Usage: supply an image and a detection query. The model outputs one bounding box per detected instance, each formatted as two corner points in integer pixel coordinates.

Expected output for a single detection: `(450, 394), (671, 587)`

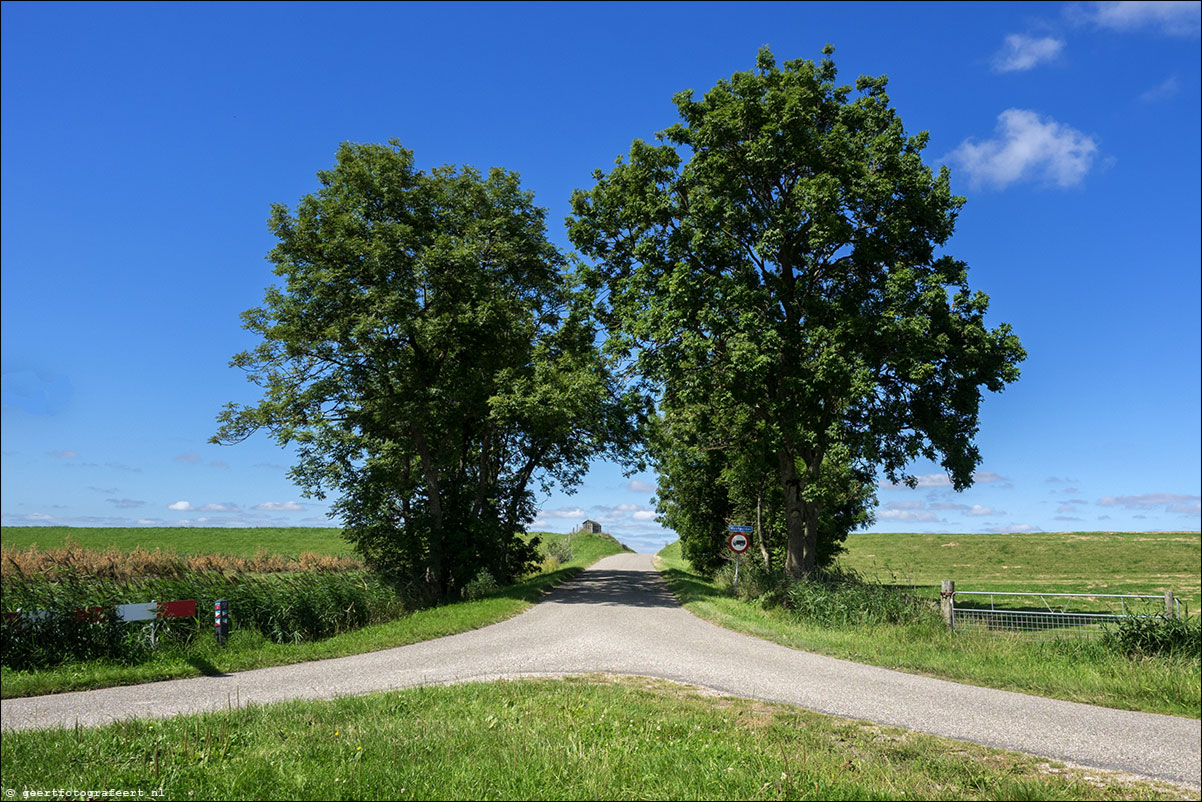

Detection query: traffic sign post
(728, 527), (751, 595)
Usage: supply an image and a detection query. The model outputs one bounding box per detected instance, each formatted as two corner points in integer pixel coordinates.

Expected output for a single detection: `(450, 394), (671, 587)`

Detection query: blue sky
(2, 1), (1199, 553)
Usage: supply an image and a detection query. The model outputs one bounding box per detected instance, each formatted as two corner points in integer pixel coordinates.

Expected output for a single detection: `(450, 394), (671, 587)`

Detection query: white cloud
(1080, 1), (1201, 36)
(966, 505), (997, 516)
(537, 507), (588, 520)
(879, 509), (941, 522)
(175, 453), (202, 464)
(626, 479), (657, 493)
(632, 510), (657, 521)
(1140, 76), (1181, 101)
(885, 470), (1011, 489)
(254, 501), (305, 512)
(167, 500), (194, 511)
(199, 502), (241, 513)
(885, 501), (926, 510)
(1098, 493), (1200, 509)
(1169, 502), (1201, 515)
(1055, 503), (1079, 513)
(948, 109), (1099, 189)
(986, 523), (1042, 533)
(992, 34), (1064, 71)
(48, 450), (78, 458)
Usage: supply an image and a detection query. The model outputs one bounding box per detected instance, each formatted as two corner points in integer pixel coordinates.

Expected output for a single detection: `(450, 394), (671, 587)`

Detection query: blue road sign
(728, 525), (753, 533)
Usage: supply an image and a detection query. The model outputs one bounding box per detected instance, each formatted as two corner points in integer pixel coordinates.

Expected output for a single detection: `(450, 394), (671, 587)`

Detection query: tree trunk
(778, 448), (815, 578)
(756, 492), (771, 571)
(413, 427), (447, 597)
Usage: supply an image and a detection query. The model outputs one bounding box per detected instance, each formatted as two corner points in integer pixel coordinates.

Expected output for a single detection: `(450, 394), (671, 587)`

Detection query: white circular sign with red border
(728, 532), (750, 553)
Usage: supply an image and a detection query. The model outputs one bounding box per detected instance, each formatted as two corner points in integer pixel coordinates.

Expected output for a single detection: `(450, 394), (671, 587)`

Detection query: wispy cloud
(167, 501), (241, 513)
(986, 523), (1043, 533)
(879, 509), (941, 522)
(992, 34), (1064, 71)
(48, 450), (78, 459)
(253, 501), (305, 512)
(626, 479), (657, 493)
(948, 109), (1099, 189)
(536, 507), (589, 520)
(1140, 75), (1181, 101)
(1098, 493), (1200, 510)
(106, 498), (146, 509)
(884, 471), (1011, 489)
(1074, 1), (1201, 36)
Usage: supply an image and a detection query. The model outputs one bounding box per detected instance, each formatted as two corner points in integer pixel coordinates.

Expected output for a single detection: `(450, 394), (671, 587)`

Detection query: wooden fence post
(940, 580), (955, 630)
(1165, 590), (1177, 619)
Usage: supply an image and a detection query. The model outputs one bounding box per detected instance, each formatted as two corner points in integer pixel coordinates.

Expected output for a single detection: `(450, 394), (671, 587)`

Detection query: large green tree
(569, 47), (1025, 578)
(214, 141), (634, 597)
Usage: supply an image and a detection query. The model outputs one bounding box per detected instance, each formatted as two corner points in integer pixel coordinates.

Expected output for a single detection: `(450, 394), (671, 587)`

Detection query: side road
(3, 553), (1199, 789)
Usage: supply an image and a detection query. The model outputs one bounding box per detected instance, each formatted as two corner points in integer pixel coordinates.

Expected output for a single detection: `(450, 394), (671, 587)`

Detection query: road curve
(3, 553), (1199, 788)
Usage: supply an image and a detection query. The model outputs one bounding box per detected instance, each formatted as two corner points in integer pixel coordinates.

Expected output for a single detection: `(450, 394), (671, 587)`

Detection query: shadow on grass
(185, 655), (230, 678)
(658, 567), (726, 607)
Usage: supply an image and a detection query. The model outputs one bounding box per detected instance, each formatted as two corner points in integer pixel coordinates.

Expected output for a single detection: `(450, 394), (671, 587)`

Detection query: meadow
(1, 526), (354, 557)
(839, 530), (1202, 611)
(1, 676), (1192, 801)
(0, 528), (626, 698)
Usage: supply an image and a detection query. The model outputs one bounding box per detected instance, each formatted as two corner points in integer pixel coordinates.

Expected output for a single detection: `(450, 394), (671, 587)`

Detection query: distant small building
(581, 520), (603, 534)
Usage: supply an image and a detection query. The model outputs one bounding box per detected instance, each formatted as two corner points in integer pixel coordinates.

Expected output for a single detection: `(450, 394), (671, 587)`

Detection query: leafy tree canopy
(569, 47), (1025, 576)
(214, 141), (636, 597)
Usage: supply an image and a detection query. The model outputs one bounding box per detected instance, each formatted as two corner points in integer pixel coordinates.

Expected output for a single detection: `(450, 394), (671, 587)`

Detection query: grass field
(838, 531), (1202, 611)
(0, 526), (354, 556)
(656, 541), (1201, 718)
(2, 676), (1193, 801)
(0, 529), (627, 699)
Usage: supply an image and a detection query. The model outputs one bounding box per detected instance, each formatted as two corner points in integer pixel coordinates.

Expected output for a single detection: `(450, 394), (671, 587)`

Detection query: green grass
(839, 531), (1202, 611)
(2, 676), (1192, 801)
(0, 531), (627, 699)
(1, 526), (355, 556)
(656, 541), (1201, 718)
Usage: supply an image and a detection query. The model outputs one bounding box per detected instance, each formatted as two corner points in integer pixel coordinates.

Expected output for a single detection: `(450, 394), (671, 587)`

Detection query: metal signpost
(727, 525), (752, 594)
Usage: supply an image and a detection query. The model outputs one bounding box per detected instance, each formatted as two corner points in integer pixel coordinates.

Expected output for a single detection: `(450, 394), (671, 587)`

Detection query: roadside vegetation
(2, 676), (1193, 802)
(0, 529), (625, 699)
(656, 540), (1201, 719)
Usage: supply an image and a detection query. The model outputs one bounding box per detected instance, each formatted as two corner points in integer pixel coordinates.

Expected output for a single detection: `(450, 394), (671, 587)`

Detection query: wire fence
(950, 590), (1181, 640)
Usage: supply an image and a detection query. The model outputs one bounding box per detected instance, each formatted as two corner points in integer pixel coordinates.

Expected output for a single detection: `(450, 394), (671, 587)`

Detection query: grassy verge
(839, 531), (1202, 611)
(0, 532), (626, 699)
(2, 676), (1193, 801)
(656, 542), (1201, 719)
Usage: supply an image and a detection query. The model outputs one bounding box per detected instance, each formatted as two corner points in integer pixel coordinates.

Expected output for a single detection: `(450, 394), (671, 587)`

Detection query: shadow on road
(540, 569), (680, 608)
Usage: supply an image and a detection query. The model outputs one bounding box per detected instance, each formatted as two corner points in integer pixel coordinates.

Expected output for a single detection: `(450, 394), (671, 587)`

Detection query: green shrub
(461, 569), (499, 600)
(541, 539), (573, 565)
(1102, 613), (1201, 659)
(715, 561), (936, 628)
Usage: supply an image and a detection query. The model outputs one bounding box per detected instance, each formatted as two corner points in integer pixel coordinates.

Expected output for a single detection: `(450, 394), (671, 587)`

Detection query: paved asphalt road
(3, 553), (1200, 788)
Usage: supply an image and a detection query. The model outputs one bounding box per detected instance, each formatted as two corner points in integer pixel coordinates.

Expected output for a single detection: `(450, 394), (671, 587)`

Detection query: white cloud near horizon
(879, 509), (941, 522)
(948, 109), (1099, 190)
(106, 498), (146, 509)
(992, 34), (1064, 71)
(167, 501), (241, 512)
(254, 501), (305, 512)
(987, 523), (1043, 533)
(1098, 493), (1200, 508)
(1078, 1), (1201, 36)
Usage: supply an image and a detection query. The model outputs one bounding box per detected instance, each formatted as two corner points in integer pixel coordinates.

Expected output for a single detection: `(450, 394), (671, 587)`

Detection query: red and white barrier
(3, 599), (197, 624)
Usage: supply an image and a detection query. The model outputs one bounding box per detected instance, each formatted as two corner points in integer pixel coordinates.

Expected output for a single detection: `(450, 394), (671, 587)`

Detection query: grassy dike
(655, 542), (1201, 718)
(0, 531), (625, 699)
(1, 676), (1194, 801)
